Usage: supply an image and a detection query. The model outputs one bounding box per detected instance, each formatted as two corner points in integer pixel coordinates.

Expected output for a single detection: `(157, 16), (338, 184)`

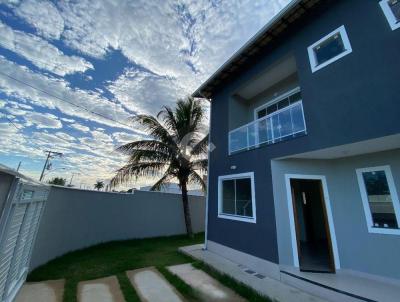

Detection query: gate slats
(0, 203), (26, 299)
(0, 181), (49, 302)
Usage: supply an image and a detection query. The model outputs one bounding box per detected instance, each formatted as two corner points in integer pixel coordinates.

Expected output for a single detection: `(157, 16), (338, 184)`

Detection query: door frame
(285, 174), (341, 270)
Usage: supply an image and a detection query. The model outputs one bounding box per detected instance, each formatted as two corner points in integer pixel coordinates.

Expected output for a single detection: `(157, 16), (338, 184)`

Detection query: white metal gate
(0, 179), (49, 302)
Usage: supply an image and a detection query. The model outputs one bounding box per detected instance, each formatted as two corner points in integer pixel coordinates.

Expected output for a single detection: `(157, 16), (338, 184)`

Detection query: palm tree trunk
(181, 181), (194, 238)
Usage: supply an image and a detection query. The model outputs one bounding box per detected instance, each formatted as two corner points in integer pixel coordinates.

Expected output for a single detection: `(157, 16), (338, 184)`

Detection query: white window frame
(380, 0), (400, 31)
(253, 86), (301, 121)
(307, 25), (353, 73)
(218, 172), (256, 223)
(356, 165), (400, 235)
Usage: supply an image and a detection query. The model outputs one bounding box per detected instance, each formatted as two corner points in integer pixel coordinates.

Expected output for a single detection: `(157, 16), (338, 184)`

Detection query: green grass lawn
(28, 233), (273, 302)
(28, 233), (203, 302)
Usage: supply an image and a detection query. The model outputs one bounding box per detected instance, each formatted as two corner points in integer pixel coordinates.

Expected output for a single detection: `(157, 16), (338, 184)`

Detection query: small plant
(94, 180), (104, 191)
(48, 177), (66, 186)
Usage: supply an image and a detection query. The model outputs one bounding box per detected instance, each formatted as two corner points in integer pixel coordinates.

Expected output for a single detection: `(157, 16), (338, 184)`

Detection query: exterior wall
(30, 186), (205, 270)
(207, 0), (400, 265)
(228, 73), (299, 130)
(271, 149), (400, 280)
(245, 73), (298, 122)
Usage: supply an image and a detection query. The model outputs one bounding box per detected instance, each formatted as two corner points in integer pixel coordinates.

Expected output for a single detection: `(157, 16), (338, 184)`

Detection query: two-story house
(193, 0), (400, 300)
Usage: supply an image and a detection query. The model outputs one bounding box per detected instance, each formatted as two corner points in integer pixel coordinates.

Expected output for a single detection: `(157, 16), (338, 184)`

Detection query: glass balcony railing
(229, 101), (307, 154)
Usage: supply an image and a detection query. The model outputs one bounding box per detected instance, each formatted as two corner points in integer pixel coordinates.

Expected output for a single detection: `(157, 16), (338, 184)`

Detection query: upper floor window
(380, 0), (400, 30)
(218, 172), (256, 223)
(356, 166), (400, 235)
(255, 87), (302, 119)
(307, 25), (352, 73)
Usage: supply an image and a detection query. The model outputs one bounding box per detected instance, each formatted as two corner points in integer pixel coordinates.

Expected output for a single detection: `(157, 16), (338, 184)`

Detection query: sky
(0, 0), (289, 189)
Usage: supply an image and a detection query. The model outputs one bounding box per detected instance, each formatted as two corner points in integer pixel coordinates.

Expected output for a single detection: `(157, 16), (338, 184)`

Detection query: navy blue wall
(207, 0), (400, 263)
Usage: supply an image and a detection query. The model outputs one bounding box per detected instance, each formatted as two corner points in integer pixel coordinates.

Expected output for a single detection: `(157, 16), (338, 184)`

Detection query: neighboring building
(193, 0), (400, 299)
(139, 182), (204, 196)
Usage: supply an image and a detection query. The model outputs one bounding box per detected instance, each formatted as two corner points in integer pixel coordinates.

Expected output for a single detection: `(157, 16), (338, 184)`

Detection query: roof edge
(192, 0), (301, 99)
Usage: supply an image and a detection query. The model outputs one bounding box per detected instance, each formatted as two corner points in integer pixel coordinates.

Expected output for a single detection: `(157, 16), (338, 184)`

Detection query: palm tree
(111, 97), (208, 237)
(94, 180), (104, 191)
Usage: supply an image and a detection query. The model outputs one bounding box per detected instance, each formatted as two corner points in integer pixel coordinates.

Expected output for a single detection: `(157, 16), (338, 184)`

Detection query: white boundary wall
(30, 186), (205, 270)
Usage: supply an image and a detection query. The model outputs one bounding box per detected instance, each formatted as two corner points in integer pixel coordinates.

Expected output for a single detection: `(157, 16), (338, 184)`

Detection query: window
(356, 166), (400, 235)
(255, 87), (302, 120)
(218, 172), (256, 223)
(380, 0), (400, 30)
(307, 25), (352, 73)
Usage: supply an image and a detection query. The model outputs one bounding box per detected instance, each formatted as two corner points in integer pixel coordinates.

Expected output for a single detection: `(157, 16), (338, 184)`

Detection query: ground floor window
(380, 0), (400, 30)
(356, 166), (400, 234)
(218, 172), (256, 223)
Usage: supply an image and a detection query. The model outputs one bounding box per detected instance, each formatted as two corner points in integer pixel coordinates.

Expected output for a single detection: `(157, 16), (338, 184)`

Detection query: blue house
(193, 0), (400, 299)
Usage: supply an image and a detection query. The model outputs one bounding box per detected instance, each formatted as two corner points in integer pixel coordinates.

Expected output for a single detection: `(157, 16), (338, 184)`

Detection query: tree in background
(94, 180), (105, 191)
(48, 177), (66, 186)
(111, 97), (208, 238)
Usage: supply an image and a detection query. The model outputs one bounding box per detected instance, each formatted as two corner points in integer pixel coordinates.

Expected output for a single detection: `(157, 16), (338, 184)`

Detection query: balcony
(229, 101), (307, 154)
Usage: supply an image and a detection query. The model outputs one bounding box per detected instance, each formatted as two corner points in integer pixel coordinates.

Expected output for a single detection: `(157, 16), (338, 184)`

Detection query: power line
(0, 41), (85, 75)
(0, 71), (135, 129)
(0, 110), (119, 168)
(0, 110), (80, 147)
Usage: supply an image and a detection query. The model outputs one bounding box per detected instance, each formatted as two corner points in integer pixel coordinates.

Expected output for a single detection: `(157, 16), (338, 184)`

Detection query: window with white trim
(380, 0), (400, 30)
(307, 25), (352, 73)
(218, 173), (256, 223)
(254, 87), (302, 119)
(356, 166), (400, 234)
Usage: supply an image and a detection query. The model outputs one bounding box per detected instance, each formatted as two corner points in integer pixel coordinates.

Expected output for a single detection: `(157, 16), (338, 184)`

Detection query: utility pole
(69, 172), (80, 186)
(39, 150), (63, 182)
(16, 161), (21, 172)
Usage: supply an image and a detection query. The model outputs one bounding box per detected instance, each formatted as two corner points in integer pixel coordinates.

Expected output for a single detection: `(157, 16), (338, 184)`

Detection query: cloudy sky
(0, 0), (289, 189)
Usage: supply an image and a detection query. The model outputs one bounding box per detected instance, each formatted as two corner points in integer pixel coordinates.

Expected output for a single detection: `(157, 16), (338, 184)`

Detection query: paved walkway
(127, 267), (185, 302)
(180, 244), (326, 302)
(168, 263), (246, 302)
(78, 276), (125, 302)
(15, 279), (65, 302)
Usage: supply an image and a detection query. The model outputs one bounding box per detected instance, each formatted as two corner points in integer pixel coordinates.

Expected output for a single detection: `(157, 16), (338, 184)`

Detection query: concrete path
(127, 267), (185, 302)
(180, 244), (326, 302)
(15, 279), (65, 302)
(168, 263), (246, 302)
(78, 276), (125, 302)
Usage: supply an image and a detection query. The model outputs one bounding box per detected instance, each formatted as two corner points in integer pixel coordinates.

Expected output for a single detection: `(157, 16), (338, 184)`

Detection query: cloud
(6, 0), (65, 40)
(70, 123), (90, 132)
(0, 56), (132, 129)
(61, 117), (75, 123)
(107, 68), (186, 115)
(0, 0), (291, 188)
(24, 111), (63, 129)
(112, 131), (143, 145)
(0, 21), (93, 76)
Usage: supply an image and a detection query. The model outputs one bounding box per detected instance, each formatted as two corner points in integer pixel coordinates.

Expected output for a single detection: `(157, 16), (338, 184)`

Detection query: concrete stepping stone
(15, 279), (65, 302)
(78, 276), (125, 302)
(126, 267), (185, 302)
(168, 263), (246, 302)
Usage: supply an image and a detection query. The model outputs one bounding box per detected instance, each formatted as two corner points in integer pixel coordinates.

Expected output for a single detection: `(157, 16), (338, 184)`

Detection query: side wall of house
(30, 187), (205, 270)
(207, 0), (400, 265)
(271, 149), (400, 280)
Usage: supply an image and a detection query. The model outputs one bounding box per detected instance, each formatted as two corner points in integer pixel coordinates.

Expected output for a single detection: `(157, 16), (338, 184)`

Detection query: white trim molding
(356, 165), (400, 235)
(380, 0), (400, 31)
(284, 174), (341, 269)
(307, 25), (353, 73)
(218, 172), (256, 223)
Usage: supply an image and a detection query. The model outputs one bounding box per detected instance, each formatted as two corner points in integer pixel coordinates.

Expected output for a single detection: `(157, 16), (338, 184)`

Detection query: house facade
(194, 0), (400, 291)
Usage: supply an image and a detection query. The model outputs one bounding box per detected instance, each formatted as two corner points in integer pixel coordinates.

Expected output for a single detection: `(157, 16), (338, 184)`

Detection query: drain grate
(244, 269), (256, 274)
